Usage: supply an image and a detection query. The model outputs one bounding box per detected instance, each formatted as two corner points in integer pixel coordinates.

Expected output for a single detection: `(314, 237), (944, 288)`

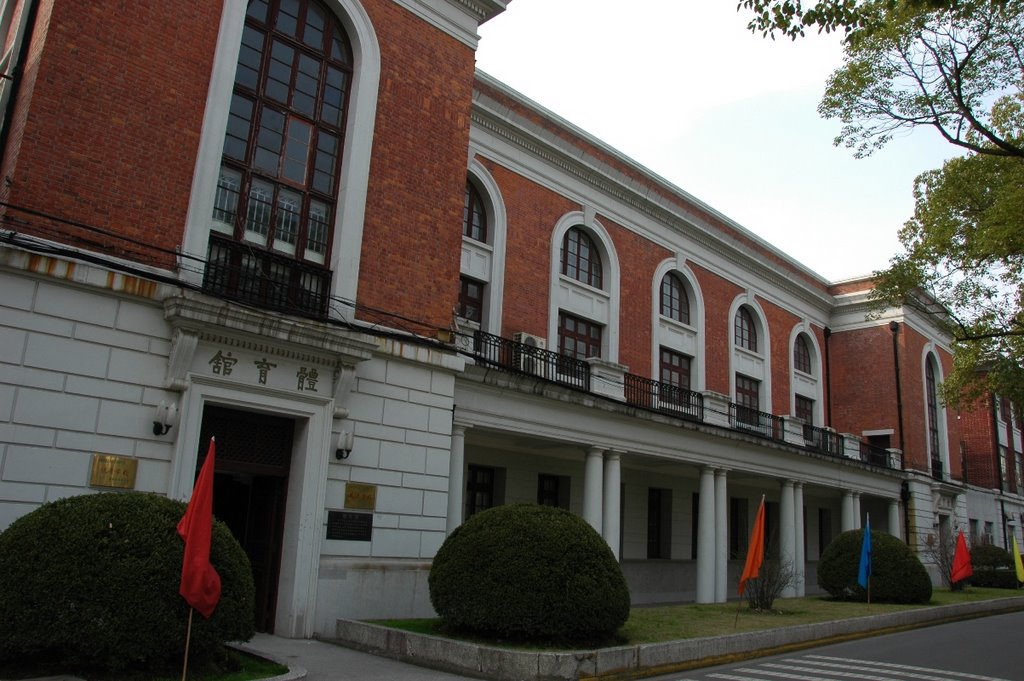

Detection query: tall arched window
(926, 356), (941, 471)
(463, 180), (487, 242)
(206, 0), (352, 316)
(561, 227), (603, 289)
(793, 334), (811, 374)
(734, 307), (757, 352)
(660, 273), (690, 324)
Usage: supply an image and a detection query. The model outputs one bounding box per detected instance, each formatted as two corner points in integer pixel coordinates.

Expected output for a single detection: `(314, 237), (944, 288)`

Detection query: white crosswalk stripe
(679, 654), (1016, 681)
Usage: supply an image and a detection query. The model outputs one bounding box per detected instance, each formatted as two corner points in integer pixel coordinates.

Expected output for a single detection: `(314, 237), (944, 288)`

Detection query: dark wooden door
(199, 405), (293, 633)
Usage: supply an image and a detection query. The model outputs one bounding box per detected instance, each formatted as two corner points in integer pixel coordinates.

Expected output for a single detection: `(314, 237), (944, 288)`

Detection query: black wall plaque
(327, 510), (373, 541)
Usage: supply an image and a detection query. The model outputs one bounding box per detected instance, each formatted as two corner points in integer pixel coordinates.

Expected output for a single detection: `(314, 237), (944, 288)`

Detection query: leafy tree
(745, 0), (1024, 405)
(871, 146), (1024, 405)
(818, 0), (1024, 159)
(738, 0), (1003, 40)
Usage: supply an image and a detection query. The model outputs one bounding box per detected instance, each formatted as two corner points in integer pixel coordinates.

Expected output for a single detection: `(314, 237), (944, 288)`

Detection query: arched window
(926, 357), (941, 466)
(734, 307), (757, 352)
(207, 0), (352, 316)
(793, 334), (811, 374)
(660, 273), (690, 324)
(561, 227), (603, 289)
(463, 180), (487, 242)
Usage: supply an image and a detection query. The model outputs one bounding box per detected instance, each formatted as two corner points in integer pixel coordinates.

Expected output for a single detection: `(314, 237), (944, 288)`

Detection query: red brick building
(0, 0), (1016, 636)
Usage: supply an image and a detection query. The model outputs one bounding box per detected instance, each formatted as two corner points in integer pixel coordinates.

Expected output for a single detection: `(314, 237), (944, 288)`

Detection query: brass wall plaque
(344, 482), (377, 510)
(89, 454), (138, 489)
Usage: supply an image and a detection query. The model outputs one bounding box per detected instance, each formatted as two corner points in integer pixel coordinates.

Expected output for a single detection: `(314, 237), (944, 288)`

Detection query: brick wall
(960, 393), (998, 488)
(354, 0), (478, 333)
(2, 0), (221, 268)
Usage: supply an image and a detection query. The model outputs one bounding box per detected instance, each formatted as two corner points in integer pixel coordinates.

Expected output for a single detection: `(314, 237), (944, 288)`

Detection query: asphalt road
(662, 610), (1024, 681)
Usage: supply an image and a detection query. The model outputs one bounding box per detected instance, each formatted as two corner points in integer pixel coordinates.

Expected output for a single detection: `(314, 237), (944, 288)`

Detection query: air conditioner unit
(512, 332), (546, 375)
(513, 332), (546, 350)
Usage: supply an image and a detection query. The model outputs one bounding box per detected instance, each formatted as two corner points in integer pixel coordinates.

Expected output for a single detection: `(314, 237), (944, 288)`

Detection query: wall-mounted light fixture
(152, 401), (178, 436)
(335, 430), (354, 460)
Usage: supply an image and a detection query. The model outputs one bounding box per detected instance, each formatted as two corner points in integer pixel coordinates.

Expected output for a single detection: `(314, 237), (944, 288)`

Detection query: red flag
(738, 496), (766, 596)
(177, 438), (221, 618)
(951, 529), (973, 583)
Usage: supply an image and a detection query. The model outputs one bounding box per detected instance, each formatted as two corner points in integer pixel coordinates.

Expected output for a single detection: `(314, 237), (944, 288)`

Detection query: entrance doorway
(198, 405), (294, 633)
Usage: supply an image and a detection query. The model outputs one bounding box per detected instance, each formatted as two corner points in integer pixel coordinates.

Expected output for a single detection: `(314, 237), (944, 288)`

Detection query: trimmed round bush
(429, 504), (630, 643)
(0, 492), (254, 674)
(818, 528), (932, 604)
(970, 543), (1012, 570)
(970, 544), (1017, 588)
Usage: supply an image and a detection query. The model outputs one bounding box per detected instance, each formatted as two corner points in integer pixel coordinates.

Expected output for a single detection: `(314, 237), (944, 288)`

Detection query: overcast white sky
(474, 0), (960, 282)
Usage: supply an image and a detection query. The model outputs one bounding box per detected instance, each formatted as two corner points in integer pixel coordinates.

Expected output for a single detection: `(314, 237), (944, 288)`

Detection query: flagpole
(181, 606), (194, 681)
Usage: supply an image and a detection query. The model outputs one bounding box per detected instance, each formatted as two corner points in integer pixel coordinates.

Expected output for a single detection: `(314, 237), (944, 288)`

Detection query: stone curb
(230, 641), (307, 681)
(332, 596), (1024, 681)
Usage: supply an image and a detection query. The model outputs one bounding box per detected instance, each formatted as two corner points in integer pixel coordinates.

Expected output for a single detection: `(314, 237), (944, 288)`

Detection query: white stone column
(696, 466), (716, 603)
(446, 424), (467, 534)
(841, 490), (855, 532)
(603, 451), (622, 559)
(584, 447), (604, 534)
(853, 492), (862, 529)
(715, 469), (728, 603)
(779, 480), (796, 598)
(794, 482), (805, 597)
(888, 498), (901, 540)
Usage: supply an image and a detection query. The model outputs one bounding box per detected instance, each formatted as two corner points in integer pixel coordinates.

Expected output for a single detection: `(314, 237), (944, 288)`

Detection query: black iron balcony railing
(803, 423), (843, 457)
(471, 330), (590, 391)
(729, 403), (784, 440)
(930, 455), (944, 480)
(203, 234), (331, 318)
(624, 373), (704, 422)
(860, 441), (893, 469)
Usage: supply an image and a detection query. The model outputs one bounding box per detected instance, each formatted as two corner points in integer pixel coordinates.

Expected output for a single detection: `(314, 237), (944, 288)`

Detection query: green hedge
(817, 528), (932, 604)
(429, 504), (630, 644)
(968, 544), (1019, 588)
(0, 492), (254, 674)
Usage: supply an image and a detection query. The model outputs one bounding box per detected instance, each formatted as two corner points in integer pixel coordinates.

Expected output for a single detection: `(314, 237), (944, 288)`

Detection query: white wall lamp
(335, 430), (354, 460)
(152, 401), (178, 436)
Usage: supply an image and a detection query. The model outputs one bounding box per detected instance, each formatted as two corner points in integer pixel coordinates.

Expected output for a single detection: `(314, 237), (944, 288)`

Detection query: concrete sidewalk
(235, 633), (480, 681)
(15, 597), (1024, 681)
(241, 595), (1024, 681)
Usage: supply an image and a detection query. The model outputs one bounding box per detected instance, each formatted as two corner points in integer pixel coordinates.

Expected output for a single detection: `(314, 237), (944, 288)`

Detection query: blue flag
(857, 516), (872, 589)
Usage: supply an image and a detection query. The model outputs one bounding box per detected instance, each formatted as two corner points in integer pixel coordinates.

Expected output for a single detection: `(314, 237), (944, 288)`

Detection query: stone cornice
(471, 74), (837, 316)
(393, 0), (507, 49)
(164, 293), (379, 365)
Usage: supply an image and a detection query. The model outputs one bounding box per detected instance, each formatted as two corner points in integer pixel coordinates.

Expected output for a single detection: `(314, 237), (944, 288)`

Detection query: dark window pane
(235, 27), (264, 90)
(660, 273), (689, 324)
(561, 228), (602, 289)
(266, 40), (294, 104)
(558, 312), (601, 359)
(276, 0), (299, 36)
(246, 0), (269, 23)
(312, 133), (338, 194)
(303, 2), (326, 49)
(735, 307), (757, 352)
(254, 108), (285, 173)
(223, 95), (254, 160)
(293, 54), (320, 116)
(282, 117), (312, 184)
(794, 334), (812, 373)
(463, 181), (487, 242)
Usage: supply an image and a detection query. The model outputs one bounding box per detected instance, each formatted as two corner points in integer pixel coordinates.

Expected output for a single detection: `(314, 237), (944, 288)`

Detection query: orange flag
(738, 496), (766, 596)
(950, 529), (973, 584)
(177, 438), (222, 618)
